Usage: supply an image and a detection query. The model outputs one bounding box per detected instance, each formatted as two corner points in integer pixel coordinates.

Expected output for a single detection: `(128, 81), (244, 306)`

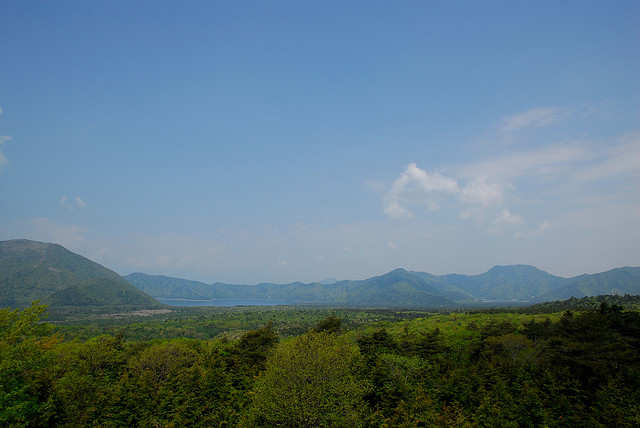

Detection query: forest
(1, 297), (639, 427)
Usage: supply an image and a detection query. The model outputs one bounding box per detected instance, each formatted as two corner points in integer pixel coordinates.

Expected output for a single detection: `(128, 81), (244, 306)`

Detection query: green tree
(357, 327), (397, 357)
(0, 302), (60, 426)
(312, 315), (343, 334)
(246, 331), (367, 427)
(234, 321), (279, 371)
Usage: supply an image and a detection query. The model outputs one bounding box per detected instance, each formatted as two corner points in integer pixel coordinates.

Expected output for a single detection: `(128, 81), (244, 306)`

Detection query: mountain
(126, 264), (640, 306)
(540, 267), (640, 301)
(409, 271), (475, 301)
(0, 239), (162, 307)
(439, 265), (569, 301)
(125, 272), (212, 300)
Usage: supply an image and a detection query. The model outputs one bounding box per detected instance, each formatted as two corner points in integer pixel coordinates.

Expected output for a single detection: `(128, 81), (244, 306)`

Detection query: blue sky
(1, 1), (638, 284)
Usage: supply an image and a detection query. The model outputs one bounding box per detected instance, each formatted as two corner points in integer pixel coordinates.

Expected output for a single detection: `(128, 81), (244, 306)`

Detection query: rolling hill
(0, 239), (162, 307)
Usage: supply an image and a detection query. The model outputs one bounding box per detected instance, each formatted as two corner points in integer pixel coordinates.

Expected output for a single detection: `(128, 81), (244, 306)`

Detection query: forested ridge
(2, 298), (639, 427)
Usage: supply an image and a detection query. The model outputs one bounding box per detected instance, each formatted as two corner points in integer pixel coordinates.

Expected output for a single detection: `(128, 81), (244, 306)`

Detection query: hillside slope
(0, 239), (161, 307)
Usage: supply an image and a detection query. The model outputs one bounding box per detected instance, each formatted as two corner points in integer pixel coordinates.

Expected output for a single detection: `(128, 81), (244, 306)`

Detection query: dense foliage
(1, 301), (639, 427)
(523, 293), (640, 313)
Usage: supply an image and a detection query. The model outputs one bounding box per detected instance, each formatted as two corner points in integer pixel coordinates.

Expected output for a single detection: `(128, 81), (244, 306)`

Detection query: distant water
(158, 298), (296, 307)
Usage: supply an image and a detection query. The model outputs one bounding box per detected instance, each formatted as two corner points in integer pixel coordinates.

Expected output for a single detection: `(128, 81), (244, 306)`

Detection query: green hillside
(0, 239), (161, 308)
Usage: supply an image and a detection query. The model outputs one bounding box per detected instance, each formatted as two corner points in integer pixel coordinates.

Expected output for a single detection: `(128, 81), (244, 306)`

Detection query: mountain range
(1, 239), (638, 308)
(125, 264), (640, 307)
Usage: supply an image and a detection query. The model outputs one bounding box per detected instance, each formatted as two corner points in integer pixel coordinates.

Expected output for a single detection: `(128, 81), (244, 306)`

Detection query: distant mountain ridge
(0, 239), (161, 307)
(126, 268), (456, 307)
(2, 239), (637, 308)
(125, 264), (640, 306)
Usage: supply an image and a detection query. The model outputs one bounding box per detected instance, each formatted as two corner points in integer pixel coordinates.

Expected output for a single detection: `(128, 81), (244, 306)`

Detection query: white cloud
(396, 163), (459, 193)
(497, 210), (525, 226)
(383, 106), (638, 243)
(384, 200), (414, 219)
(384, 163), (459, 218)
(515, 221), (552, 239)
(456, 133), (639, 216)
(498, 107), (562, 134)
(384, 163), (505, 221)
(489, 210), (525, 235)
(387, 241), (398, 250)
(0, 105), (10, 172)
(75, 196), (86, 208)
(60, 195), (87, 210)
(458, 142), (593, 182)
(459, 176), (502, 207)
(571, 137), (640, 183)
(0, 135), (11, 172)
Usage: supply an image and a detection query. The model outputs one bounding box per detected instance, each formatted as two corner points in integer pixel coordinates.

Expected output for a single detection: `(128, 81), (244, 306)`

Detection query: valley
(2, 238), (639, 426)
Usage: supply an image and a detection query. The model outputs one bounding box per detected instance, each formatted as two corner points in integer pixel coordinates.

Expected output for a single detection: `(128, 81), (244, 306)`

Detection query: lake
(158, 298), (296, 307)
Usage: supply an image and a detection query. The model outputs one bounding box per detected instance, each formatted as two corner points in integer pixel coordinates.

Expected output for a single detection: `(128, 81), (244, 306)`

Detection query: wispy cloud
(571, 136), (640, 183)
(457, 133), (639, 209)
(0, 149), (7, 170)
(489, 210), (525, 235)
(0, 104), (11, 172)
(383, 104), (639, 242)
(384, 200), (414, 219)
(458, 142), (593, 182)
(75, 196), (86, 208)
(515, 221), (552, 239)
(498, 107), (562, 134)
(60, 195), (87, 210)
